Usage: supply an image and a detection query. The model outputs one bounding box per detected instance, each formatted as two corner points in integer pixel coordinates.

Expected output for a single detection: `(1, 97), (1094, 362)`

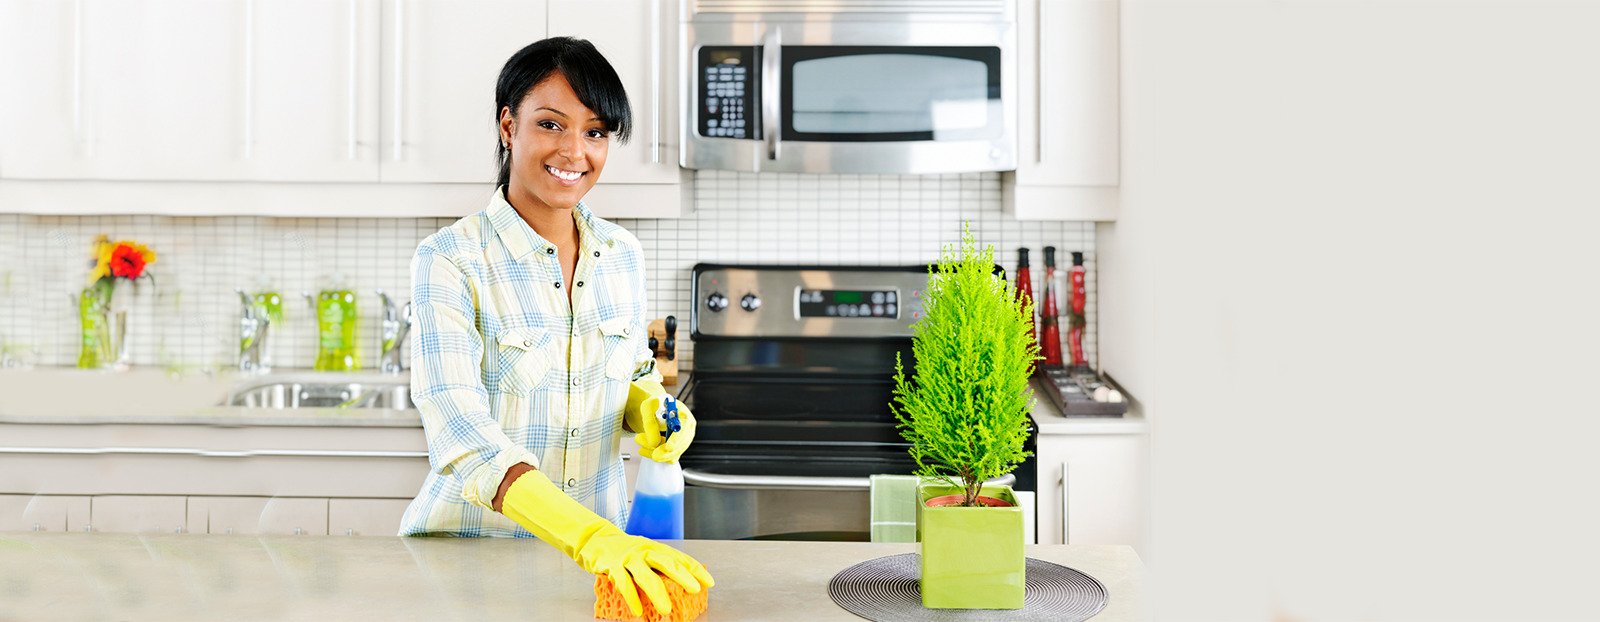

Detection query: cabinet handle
(226, 527), (234, 535)
(72, 0), (88, 155)
(621, 453), (631, 462)
(649, 0), (661, 164)
(32, 523), (41, 532)
(1059, 459), (1070, 544)
(1035, 0), (1046, 164)
(346, 528), (354, 536)
(390, 0), (404, 162)
(294, 527), (303, 535)
(346, 0), (359, 160)
(243, 0), (255, 160)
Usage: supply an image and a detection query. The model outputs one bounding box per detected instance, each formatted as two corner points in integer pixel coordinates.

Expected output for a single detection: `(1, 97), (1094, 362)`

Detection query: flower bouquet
(78, 236), (157, 369)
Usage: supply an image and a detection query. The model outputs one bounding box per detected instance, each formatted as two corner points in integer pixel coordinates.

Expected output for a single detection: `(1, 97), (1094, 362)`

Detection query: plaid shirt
(399, 189), (657, 537)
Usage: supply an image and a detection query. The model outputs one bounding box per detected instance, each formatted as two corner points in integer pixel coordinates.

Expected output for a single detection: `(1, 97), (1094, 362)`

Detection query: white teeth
(546, 165), (582, 181)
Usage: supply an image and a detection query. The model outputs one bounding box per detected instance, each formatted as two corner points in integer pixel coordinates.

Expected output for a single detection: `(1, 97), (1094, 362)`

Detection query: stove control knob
(740, 293), (762, 312)
(706, 292), (729, 312)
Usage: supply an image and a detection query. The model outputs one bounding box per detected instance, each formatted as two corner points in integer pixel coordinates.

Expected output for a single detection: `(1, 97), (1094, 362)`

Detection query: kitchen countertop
(0, 534), (1146, 621)
(0, 367), (1145, 436)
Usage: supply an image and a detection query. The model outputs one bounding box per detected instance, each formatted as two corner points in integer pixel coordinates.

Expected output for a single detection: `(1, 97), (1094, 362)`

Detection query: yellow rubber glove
(500, 468), (714, 617)
(624, 380), (697, 463)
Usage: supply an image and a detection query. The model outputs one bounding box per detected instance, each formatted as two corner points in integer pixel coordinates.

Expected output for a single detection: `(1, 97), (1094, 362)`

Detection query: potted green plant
(891, 225), (1038, 610)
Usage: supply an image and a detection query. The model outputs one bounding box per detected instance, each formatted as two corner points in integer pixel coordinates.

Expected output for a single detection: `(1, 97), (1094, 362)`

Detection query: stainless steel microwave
(679, 0), (1017, 174)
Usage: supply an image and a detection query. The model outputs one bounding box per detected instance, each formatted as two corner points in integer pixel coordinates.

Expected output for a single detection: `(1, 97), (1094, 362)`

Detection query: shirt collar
(488, 187), (619, 260)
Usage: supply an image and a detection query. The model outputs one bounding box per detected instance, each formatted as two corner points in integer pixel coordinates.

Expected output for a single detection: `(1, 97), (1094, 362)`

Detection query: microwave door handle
(762, 27), (781, 161)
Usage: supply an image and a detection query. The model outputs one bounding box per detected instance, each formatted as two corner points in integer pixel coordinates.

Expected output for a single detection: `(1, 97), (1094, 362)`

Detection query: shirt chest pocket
(599, 318), (639, 382)
(497, 327), (552, 397)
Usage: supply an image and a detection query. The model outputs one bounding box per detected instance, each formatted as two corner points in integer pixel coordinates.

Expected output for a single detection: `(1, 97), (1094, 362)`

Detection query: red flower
(108, 244), (148, 279)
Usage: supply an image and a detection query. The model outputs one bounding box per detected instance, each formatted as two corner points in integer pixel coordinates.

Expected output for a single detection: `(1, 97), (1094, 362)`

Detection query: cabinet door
(1008, 0), (1120, 220)
(249, 0), (382, 181)
(0, 0), (82, 179)
(188, 497), (329, 535)
(327, 498), (411, 536)
(379, 0), (548, 183)
(548, 0), (678, 185)
(89, 495), (189, 534)
(0, 495), (90, 532)
(1035, 434), (1146, 549)
(83, 0), (247, 181)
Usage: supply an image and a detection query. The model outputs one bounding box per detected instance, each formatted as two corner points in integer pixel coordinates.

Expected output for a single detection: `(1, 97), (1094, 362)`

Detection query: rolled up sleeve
(410, 237), (537, 510)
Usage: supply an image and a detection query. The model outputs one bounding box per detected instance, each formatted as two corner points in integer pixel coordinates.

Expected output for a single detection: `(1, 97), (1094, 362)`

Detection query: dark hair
(495, 37), (632, 190)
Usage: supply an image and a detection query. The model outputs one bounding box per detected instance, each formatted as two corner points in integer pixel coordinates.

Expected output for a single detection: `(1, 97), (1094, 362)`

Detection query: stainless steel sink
(225, 382), (412, 409)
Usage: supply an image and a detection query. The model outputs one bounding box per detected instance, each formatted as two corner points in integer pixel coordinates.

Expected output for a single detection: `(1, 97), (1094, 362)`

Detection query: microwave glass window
(783, 46), (1001, 143)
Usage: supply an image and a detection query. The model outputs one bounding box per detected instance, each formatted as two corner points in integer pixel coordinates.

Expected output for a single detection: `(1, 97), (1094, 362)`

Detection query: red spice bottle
(1015, 248), (1038, 370)
(1039, 246), (1063, 366)
(1068, 251), (1088, 368)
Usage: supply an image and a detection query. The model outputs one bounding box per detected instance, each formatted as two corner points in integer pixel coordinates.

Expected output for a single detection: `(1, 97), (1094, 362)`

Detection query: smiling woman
(400, 37), (711, 620)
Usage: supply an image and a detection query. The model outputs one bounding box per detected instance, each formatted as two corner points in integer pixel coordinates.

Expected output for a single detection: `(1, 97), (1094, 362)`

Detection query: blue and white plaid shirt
(399, 189), (657, 537)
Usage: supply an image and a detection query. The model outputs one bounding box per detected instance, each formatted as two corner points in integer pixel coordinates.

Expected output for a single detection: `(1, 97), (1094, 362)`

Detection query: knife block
(646, 318), (678, 385)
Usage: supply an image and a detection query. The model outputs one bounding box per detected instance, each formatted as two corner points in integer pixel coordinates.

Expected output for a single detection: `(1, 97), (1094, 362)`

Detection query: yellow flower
(87, 235), (112, 285)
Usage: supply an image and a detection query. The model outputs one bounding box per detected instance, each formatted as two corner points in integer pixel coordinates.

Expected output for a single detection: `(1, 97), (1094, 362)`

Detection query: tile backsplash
(0, 171), (1095, 372)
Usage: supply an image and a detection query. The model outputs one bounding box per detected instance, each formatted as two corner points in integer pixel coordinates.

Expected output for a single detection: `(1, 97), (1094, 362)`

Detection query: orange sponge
(593, 571), (709, 622)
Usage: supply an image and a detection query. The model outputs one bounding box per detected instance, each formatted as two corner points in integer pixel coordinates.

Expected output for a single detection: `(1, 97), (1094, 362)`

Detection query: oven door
(682, 15), (1016, 174)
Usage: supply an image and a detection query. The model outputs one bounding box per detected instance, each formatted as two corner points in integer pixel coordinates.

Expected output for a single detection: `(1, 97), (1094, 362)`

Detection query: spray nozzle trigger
(661, 396), (682, 442)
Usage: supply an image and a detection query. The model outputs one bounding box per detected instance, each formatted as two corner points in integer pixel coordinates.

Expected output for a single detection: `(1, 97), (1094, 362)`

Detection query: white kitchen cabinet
(247, 0), (384, 182)
(0, 0), (241, 181)
(187, 496), (329, 535)
(1034, 432), (1146, 551)
(88, 495), (189, 534)
(328, 498), (411, 536)
(1005, 0), (1121, 221)
(549, 0), (688, 218)
(0, 0), (381, 182)
(378, 0), (548, 184)
(0, 494), (90, 532)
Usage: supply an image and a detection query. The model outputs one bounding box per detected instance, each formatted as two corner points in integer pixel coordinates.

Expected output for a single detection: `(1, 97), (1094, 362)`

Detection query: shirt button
(523, 339), (533, 348)
(623, 326), (631, 337)
(554, 282), (561, 289)
(571, 376), (581, 386)
(593, 251), (600, 257)
(546, 247), (555, 255)
(576, 281), (584, 287)
(566, 478), (576, 488)
(569, 428), (579, 438)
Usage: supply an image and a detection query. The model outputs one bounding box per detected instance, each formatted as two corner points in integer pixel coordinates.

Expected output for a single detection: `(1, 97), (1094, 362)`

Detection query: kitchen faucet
(236, 289), (271, 373)
(377, 290), (412, 374)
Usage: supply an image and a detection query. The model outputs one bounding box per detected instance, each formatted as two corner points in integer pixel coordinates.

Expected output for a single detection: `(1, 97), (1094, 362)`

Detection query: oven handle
(761, 26), (781, 161)
(682, 469), (1015, 491)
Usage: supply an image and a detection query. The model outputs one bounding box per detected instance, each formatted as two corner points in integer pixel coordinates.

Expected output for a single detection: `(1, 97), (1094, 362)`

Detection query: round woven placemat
(827, 553), (1108, 622)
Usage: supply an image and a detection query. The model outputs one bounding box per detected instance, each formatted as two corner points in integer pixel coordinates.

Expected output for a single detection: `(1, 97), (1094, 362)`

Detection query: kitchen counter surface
(0, 366), (1144, 436)
(0, 533), (1146, 621)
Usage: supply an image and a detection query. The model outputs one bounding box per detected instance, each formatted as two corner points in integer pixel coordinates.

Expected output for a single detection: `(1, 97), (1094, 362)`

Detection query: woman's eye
(586, 129), (608, 139)
(538, 120), (560, 131)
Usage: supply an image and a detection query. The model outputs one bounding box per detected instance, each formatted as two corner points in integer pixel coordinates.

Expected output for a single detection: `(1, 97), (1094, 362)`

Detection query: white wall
(1110, 0), (1600, 618)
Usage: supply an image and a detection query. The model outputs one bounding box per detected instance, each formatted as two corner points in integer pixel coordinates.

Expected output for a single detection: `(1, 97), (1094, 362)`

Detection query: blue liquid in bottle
(626, 491), (684, 540)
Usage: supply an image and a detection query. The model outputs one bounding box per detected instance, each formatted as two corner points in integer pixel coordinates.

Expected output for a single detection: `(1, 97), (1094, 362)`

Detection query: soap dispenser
(305, 274), (359, 371)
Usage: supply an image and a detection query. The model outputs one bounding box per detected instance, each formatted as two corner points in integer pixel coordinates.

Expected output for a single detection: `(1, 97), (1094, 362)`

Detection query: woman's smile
(545, 164), (586, 185)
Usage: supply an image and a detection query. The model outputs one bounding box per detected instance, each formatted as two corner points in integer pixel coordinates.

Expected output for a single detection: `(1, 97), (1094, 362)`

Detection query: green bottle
(77, 284), (112, 369)
(311, 287), (359, 371)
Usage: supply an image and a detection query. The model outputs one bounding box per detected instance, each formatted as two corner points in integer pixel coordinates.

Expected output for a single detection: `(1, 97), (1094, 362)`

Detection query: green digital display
(833, 291), (863, 304)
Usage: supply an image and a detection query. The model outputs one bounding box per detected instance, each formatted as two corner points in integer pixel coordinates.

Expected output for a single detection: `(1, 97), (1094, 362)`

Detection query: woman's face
(500, 73), (610, 212)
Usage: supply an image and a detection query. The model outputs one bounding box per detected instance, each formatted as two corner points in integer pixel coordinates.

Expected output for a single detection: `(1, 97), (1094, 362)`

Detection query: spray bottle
(625, 396), (685, 539)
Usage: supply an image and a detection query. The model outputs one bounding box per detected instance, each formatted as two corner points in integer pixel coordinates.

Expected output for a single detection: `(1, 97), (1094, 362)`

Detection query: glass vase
(76, 283), (112, 369)
(108, 279), (133, 369)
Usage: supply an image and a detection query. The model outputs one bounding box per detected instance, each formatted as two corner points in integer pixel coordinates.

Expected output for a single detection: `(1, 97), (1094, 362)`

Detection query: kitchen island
(0, 533), (1145, 621)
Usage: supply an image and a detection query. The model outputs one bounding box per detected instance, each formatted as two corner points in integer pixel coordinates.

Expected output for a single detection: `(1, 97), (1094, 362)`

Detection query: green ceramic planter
(916, 481), (1025, 609)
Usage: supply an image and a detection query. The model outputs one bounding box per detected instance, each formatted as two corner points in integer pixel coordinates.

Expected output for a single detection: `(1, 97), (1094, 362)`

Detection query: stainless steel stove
(680, 264), (1037, 541)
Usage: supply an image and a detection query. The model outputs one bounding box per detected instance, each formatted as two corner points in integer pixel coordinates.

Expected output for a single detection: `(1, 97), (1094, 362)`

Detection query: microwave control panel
(698, 46), (759, 140)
